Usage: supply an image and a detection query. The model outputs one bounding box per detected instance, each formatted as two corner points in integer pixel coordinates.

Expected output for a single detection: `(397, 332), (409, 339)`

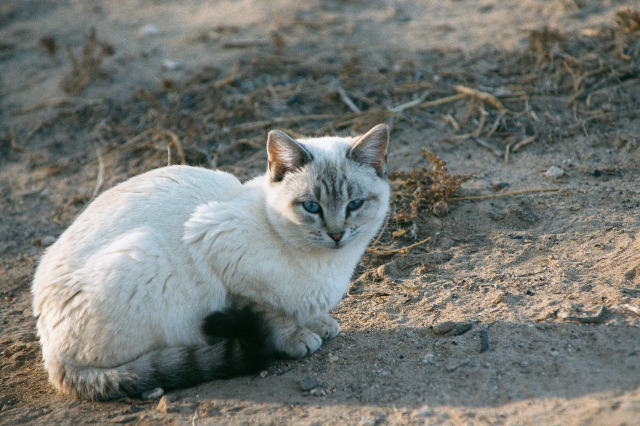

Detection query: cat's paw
(307, 315), (340, 340)
(276, 327), (322, 359)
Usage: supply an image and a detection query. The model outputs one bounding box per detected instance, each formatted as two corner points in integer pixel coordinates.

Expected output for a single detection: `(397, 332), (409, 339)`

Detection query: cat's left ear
(267, 130), (313, 182)
(347, 124), (389, 177)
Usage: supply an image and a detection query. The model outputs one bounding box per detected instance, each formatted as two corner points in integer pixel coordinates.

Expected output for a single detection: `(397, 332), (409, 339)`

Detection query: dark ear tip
(267, 129), (284, 141)
(367, 124), (389, 140)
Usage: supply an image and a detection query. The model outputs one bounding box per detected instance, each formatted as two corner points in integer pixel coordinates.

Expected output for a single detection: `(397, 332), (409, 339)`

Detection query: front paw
(307, 314), (340, 340)
(275, 327), (322, 359)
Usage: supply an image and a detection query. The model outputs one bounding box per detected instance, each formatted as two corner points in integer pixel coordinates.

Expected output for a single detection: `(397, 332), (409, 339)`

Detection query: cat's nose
(328, 232), (344, 242)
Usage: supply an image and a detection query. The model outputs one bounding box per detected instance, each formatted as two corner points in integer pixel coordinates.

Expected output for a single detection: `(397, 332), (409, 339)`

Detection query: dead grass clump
(521, 10), (640, 116)
(389, 151), (472, 222)
(527, 26), (567, 64)
(615, 8), (640, 33)
(61, 28), (114, 96)
(614, 8), (640, 60)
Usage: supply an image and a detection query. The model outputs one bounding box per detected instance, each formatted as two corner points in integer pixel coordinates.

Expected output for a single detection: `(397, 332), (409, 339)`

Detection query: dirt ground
(1, 1), (640, 424)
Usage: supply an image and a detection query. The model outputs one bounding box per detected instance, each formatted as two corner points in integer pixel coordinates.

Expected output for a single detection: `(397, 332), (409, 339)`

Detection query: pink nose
(328, 232), (344, 242)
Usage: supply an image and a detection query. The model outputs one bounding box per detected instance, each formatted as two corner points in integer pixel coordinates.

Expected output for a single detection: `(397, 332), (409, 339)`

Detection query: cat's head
(264, 124), (390, 251)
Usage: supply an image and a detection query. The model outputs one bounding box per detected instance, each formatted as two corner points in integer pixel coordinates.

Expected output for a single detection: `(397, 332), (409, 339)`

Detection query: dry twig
(449, 187), (559, 201)
(453, 85), (509, 113)
(366, 237), (430, 256)
(505, 136), (536, 163)
(334, 80), (362, 114)
(419, 93), (466, 109)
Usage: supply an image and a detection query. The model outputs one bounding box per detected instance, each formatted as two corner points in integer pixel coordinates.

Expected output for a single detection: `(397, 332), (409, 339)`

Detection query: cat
(31, 123), (391, 400)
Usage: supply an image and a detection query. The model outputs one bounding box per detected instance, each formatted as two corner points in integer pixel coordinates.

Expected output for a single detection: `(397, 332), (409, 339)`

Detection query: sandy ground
(1, 0), (640, 424)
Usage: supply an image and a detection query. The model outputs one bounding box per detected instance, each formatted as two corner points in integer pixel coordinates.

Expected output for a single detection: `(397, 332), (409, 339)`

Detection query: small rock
(309, 387), (327, 397)
(413, 407), (435, 418)
(139, 24), (161, 36)
(374, 264), (388, 280)
(431, 321), (456, 335)
(432, 321), (473, 336)
(431, 200), (449, 217)
(41, 236), (57, 246)
(162, 59), (180, 70)
(298, 376), (318, 392)
(111, 414), (138, 424)
(156, 396), (172, 413)
(141, 387), (164, 400)
(450, 322), (473, 336)
(492, 182), (510, 191)
(544, 166), (565, 179)
(420, 352), (435, 364)
(259, 370), (269, 378)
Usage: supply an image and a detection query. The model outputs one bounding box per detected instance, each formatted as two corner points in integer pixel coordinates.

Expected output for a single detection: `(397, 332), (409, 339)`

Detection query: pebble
(162, 59), (180, 70)
(139, 24), (161, 36)
(111, 414), (138, 423)
(156, 396), (171, 414)
(41, 236), (57, 246)
(413, 407), (436, 418)
(431, 321), (456, 335)
(298, 376), (318, 391)
(309, 388), (327, 397)
(492, 182), (510, 191)
(431, 200), (449, 217)
(141, 387), (164, 400)
(544, 166), (565, 179)
(431, 321), (473, 336)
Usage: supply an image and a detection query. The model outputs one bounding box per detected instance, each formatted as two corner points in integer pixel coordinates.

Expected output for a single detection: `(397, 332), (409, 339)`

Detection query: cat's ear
(347, 124), (389, 177)
(267, 130), (313, 182)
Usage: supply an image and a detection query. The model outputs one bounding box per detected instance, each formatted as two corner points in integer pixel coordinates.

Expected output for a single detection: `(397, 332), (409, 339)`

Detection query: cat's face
(264, 125), (390, 251)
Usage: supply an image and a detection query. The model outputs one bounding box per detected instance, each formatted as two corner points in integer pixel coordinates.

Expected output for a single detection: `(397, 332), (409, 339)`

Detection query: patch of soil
(1, 1), (639, 424)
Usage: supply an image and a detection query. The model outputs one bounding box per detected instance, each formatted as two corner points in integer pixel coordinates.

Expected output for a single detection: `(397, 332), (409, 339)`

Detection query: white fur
(32, 131), (390, 395)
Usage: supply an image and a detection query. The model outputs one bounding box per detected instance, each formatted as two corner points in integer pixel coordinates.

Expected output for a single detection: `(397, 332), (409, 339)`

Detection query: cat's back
(102, 165), (242, 208)
(37, 166), (244, 269)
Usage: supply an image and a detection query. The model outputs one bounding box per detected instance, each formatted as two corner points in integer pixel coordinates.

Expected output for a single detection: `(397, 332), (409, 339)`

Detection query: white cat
(32, 124), (390, 400)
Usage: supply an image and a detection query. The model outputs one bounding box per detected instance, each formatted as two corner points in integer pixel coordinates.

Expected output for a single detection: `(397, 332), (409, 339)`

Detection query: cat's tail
(46, 306), (274, 401)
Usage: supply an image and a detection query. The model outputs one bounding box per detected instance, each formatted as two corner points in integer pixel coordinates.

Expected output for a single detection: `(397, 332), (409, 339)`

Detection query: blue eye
(302, 201), (321, 214)
(347, 199), (364, 211)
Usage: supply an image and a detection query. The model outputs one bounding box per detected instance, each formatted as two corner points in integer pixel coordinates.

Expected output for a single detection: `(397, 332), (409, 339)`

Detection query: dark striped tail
(50, 306), (274, 400)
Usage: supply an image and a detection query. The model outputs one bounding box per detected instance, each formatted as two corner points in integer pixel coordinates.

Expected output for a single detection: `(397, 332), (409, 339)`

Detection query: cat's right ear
(348, 124), (389, 177)
(267, 130), (313, 183)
